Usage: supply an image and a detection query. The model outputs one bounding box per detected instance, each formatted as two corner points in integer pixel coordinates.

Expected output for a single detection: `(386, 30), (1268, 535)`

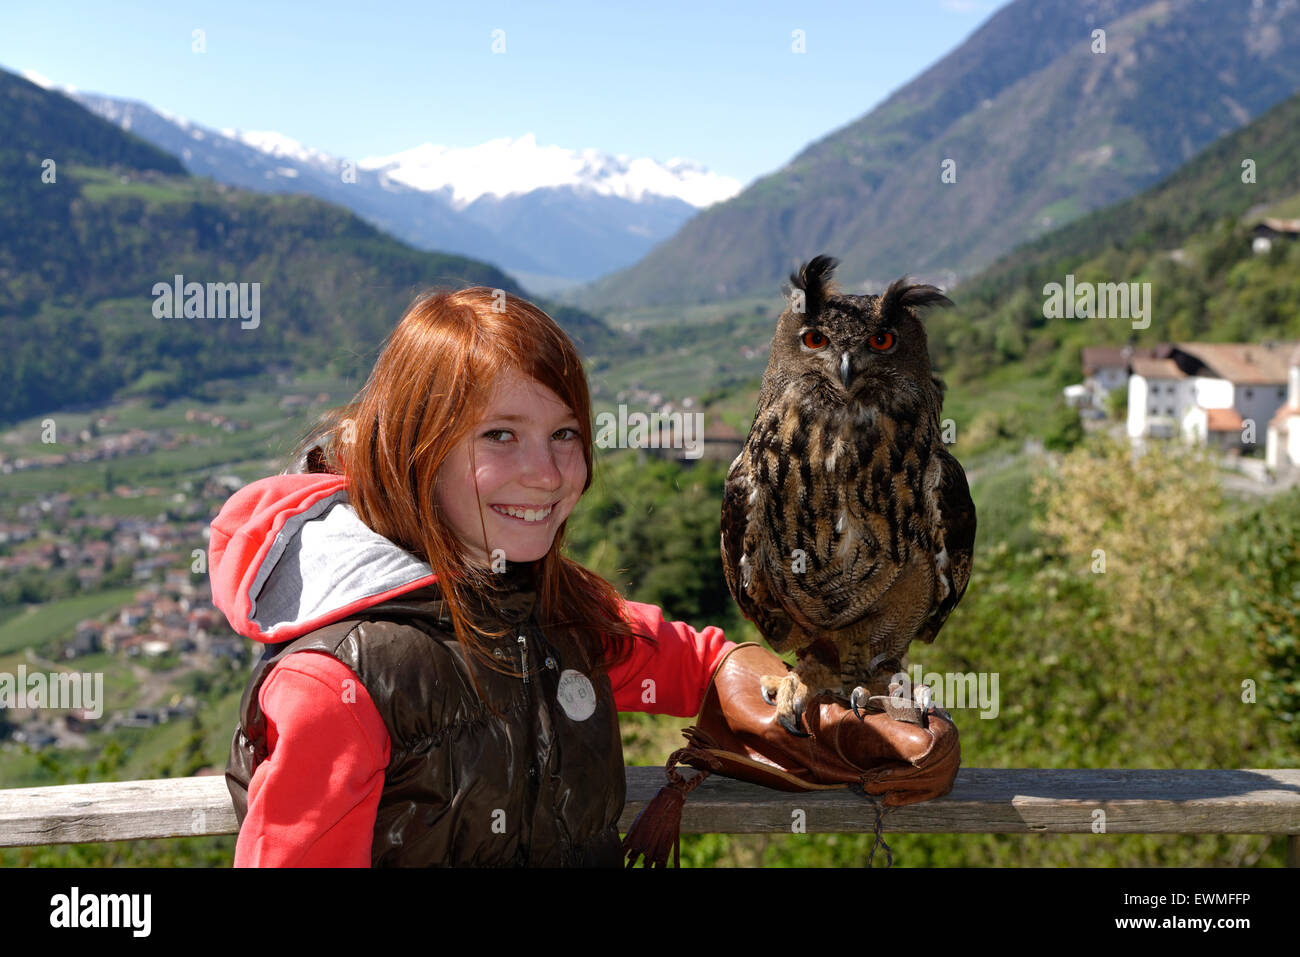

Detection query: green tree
(1225, 489), (1300, 752)
(1031, 435), (1277, 768)
(1105, 384), (1128, 421)
(1041, 402), (1084, 452)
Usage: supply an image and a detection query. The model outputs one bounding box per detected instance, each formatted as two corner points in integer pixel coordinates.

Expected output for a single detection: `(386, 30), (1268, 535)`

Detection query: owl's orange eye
(802, 330), (829, 350)
(868, 331), (895, 351)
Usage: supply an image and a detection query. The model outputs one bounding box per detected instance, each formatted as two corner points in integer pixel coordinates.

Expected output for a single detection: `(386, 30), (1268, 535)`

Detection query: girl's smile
(489, 502), (557, 522)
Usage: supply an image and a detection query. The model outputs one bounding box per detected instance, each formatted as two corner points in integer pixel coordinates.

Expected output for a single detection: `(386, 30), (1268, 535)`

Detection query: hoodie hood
(208, 472), (439, 644)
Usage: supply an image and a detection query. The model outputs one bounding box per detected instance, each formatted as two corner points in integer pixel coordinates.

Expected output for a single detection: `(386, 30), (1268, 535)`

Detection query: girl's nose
(522, 441), (563, 489)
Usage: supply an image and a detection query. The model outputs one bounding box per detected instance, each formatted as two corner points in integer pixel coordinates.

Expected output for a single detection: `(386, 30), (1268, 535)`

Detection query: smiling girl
(209, 286), (736, 867)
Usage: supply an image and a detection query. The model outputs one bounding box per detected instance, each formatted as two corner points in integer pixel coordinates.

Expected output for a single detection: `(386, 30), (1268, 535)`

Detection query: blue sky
(4, 0), (1002, 186)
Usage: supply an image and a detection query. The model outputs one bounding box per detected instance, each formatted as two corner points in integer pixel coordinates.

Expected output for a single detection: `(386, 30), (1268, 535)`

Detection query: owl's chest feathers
(756, 392), (941, 575)
(848, 409), (936, 560)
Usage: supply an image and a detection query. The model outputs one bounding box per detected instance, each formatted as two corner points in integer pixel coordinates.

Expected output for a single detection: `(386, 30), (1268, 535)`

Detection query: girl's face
(435, 368), (587, 567)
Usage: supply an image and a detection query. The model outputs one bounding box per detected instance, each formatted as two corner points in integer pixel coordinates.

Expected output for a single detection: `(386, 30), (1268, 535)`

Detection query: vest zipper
(520, 629), (541, 864)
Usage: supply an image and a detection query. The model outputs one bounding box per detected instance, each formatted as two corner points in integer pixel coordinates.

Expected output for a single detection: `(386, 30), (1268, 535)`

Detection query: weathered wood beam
(0, 768), (1297, 848)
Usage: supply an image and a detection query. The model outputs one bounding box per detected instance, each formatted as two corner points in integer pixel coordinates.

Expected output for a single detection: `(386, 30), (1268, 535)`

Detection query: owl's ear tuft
(788, 255), (840, 316)
(881, 278), (953, 319)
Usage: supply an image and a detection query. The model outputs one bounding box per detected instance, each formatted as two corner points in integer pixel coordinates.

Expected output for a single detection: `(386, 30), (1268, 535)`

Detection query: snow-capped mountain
(54, 85), (519, 275)
(36, 73), (740, 290)
(359, 134), (740, 210)
(354, 135), (741, 289)
(218, 128), (339, 170)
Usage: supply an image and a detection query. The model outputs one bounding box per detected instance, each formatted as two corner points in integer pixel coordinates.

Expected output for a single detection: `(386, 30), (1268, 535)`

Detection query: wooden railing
(2, 768), (1298, 863)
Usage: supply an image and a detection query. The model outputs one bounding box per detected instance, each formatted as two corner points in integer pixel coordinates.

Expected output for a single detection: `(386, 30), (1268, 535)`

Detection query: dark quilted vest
(225, 564), (626, 866)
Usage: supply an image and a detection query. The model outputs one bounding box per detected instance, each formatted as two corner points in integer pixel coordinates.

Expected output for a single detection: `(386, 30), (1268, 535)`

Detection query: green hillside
(961, 89), (1300, 301)
(927, 89), (1300, 415)
(0, 70), (621, 425)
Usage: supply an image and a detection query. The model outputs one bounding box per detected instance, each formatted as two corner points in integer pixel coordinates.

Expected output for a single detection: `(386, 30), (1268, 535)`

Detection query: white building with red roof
(1265, 343), (1300, 473)
(1125, 340), (1296, 450)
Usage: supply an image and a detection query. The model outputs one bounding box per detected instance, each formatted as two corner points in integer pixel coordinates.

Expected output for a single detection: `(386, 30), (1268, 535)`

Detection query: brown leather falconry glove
(621, 643), (961, 867)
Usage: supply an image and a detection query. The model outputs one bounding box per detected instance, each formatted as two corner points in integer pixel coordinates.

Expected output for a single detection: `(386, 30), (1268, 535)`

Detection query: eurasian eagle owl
(720, 255), (976, 735)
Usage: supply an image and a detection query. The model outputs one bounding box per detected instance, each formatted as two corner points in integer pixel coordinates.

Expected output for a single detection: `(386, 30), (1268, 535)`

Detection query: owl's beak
(839, 351), (853, 390)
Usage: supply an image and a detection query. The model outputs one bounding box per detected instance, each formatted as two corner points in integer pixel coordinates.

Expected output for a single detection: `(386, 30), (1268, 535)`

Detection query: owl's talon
(778, 708), (809, 737)
(762, 672), (812, 736)
(790, 689), (812, 737)
(871, 679), (930, 726)
(759, 674), (780, 707)
(850, 685), (870, 720)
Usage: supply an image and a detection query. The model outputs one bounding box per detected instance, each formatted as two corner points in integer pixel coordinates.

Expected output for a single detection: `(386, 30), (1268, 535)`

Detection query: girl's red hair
(296, 286), (649, 681)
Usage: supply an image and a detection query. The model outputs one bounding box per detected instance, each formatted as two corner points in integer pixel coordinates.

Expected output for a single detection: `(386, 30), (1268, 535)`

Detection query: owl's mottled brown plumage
(721, 254), (976, 734)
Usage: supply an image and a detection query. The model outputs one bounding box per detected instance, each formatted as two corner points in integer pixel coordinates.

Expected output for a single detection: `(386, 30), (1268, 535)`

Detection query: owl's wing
(916, 446), (977, 644)
(721, 449), (795, 649)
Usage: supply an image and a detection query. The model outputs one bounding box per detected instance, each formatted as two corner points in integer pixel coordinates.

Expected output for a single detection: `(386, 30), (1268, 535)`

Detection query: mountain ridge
(37, 75), (740, 286)
(570, 0), (1300, 310)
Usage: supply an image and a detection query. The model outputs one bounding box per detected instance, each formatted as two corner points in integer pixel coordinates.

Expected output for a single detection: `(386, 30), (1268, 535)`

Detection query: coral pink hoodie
(208, 472), (735, 867)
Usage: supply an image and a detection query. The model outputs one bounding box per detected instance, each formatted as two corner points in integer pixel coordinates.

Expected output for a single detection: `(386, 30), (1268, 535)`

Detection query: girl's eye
(482, 427), (580, 442)
(802, 330), (828, 350)
(868, 331), (895, 351)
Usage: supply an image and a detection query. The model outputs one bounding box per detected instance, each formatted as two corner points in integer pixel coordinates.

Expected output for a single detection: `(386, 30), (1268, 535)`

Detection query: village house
(1265, 342), (1300, 474)
(163, 567), (198, 595)
(1127, 352), (1190, 440)
(1068, 345), (1168, 410)
(0, 522), (35, 545)
(65, 620), (103, 658)
(1251, 217), (1300, 255)
(118, 605), (147, 628)
(115, 634), (148, 658)
(148, 620), (193, 652)
(1082, 346), (1143, 401)
(101, 623), (136, 654)
(1125, 340), (1297, 451)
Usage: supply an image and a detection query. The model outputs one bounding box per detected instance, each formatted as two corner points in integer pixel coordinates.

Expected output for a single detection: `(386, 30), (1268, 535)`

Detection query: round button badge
(556, 669), (596, 721)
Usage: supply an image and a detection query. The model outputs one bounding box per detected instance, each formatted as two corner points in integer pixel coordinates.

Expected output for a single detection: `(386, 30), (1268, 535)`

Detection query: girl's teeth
(494, 504), (552, 522)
